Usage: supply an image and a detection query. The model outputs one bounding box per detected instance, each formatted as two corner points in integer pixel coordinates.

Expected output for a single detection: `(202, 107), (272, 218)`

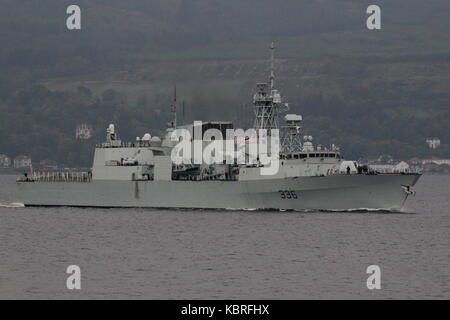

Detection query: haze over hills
(0, 0), (449, 167)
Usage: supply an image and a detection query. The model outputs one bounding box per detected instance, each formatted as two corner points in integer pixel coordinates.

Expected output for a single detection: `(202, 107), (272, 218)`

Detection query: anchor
(401, 185), (416, 196)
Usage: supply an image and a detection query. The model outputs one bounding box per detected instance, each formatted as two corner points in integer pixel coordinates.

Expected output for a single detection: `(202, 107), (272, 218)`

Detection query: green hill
(0, 0), (449, 166)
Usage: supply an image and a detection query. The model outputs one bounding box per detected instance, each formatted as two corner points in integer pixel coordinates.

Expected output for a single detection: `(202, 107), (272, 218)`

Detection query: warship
(16, 44), (421, 211)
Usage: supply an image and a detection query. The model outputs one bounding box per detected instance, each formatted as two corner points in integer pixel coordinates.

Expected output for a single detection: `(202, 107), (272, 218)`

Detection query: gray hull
(16, 173), (421, 211)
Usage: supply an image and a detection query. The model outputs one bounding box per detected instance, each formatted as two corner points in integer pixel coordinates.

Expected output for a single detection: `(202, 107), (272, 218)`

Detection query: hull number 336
(278, 190), (298, 199)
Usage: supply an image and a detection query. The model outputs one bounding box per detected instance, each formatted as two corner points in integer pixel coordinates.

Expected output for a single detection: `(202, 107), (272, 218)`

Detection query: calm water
(0, 174), (448, 299)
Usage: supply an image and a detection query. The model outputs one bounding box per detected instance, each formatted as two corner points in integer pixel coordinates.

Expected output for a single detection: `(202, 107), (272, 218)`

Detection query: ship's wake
(225, 207), (412, 214)
(0, 202), (25, 208)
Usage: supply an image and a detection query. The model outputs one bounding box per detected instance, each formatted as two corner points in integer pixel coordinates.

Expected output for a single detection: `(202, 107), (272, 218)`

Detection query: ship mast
(252, 42), (285, 131)
(270, 41), (275, 90)
(171, 85), (177, 129)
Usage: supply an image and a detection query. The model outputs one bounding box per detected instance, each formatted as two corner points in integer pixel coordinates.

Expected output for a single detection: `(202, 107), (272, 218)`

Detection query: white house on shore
(426, 138), (441, 149)
(13, 155), (32, 169)
(369, 161), (410, 173)
(0, 154), (11, 168)
(76, 123), (92, 140)
(422, 158), (450, 166)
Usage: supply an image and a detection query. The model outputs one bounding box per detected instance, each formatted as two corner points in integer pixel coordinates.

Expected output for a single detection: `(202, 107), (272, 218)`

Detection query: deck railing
(30, 171), (92, 182)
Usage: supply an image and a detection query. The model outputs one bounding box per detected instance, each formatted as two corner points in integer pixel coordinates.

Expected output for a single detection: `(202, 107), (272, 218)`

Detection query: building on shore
(76, 123), (92, 140)
(14, 155), (32, 169)
(426, 138), (441, 149)
(406, 157), (450, 173)
(422, 158), (450, 166)
(0, 154), (11, 168)
(369, 161), (410, 173)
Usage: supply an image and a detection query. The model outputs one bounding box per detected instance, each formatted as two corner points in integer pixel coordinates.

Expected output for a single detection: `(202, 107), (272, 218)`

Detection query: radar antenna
(281, 114), (303, 153)
(270, 42), (275, 90)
